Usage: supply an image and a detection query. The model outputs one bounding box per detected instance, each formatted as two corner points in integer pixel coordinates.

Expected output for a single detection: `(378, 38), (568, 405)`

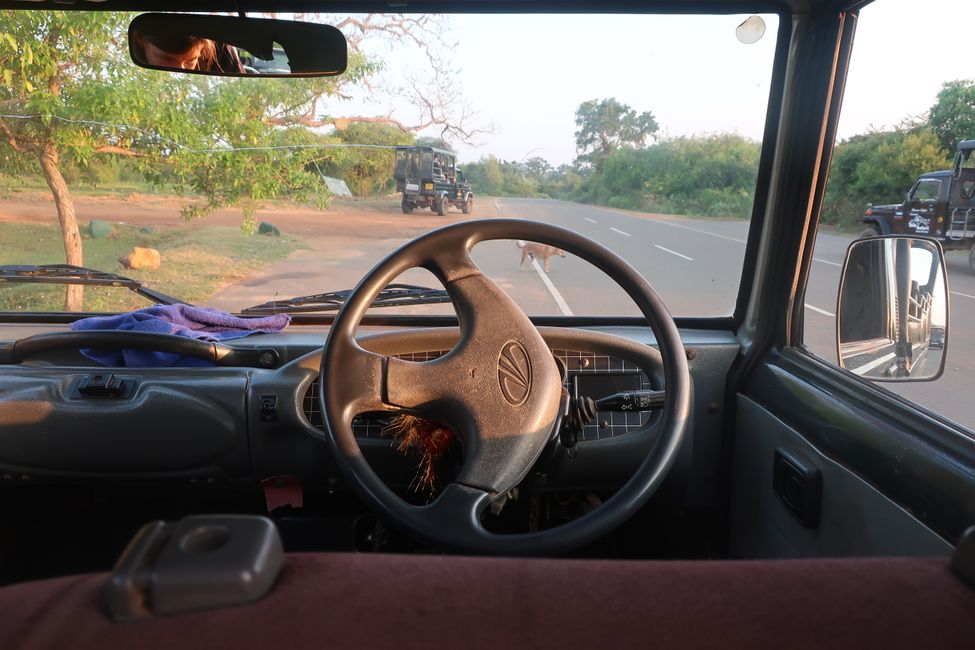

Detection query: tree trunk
(37, 145), (84, 311)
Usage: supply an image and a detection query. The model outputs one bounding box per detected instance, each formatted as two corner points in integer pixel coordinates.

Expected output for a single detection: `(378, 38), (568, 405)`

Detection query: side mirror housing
(836, 236), (949, 382)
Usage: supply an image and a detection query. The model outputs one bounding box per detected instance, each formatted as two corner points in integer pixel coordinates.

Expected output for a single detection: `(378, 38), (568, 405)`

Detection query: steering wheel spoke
(415, 483), (492, 543)
(321, 342), (390, 424)
(424, 244), (481, 285)
(384, 354), (462, 411)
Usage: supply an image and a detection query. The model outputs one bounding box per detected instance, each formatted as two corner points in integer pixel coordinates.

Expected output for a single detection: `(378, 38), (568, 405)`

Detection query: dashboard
(0, 323), (739, 506)
(306, 346), (656, 442)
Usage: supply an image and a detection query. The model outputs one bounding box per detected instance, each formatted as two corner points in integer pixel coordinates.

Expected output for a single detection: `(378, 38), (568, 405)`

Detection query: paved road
(212, 196), (975, 431)
(485, 197), (975, 431)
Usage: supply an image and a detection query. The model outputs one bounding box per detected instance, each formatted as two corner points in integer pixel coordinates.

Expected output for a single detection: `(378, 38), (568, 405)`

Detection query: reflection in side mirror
(129, 14), (347, 77)
(836, 237), (949, 382)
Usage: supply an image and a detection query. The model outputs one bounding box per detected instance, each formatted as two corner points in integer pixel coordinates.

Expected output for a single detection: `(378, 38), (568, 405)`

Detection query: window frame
(908, 178), (943, 203)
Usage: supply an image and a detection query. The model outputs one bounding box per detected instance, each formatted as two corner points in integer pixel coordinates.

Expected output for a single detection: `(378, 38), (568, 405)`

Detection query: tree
(574, 98), (658, 172)
(0, 13), (343, 308)
(271, 14), (489, 142)
(0, 14), (136, 310)
(639, 134), (760, 217)
(822, 128), (949, 227)
(927, 79), (975, 155)
(498, 160), (538, 198)
(325, 122), (414, 196)
(414, 136), (454, 152)
(462, 156), (503, 195)
(521, 156), (552, 178)
(0, 11), (478, 310)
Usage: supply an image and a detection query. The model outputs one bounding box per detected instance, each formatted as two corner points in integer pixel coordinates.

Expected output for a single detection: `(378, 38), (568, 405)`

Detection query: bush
(822, 129), (949, 229)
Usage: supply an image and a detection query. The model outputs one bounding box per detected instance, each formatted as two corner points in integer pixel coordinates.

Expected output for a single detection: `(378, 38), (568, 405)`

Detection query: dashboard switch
(78, 373), (128, 398)
(260, 395), (278, 422)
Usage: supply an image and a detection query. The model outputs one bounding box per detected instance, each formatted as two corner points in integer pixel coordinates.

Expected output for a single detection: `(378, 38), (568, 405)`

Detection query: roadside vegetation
(0, 12), (473, 310)
(463, 81), (975, 229)
(0, 222), (299, 312)
(1, 9), (972, 315)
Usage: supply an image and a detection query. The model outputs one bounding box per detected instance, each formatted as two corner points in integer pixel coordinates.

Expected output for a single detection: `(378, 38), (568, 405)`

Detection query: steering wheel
(320, 219), (690, 555)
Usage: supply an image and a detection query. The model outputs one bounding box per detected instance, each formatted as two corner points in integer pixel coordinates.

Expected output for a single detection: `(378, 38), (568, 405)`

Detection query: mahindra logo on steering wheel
(498, 341), (532, 406)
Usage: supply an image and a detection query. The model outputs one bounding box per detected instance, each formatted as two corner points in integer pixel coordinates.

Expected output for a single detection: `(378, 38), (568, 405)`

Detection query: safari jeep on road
(861, 140), (975, 270)
(394, 145), (474, 215)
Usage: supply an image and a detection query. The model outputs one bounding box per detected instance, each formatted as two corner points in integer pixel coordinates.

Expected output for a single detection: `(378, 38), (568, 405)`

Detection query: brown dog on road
(517, 240), (566, 273)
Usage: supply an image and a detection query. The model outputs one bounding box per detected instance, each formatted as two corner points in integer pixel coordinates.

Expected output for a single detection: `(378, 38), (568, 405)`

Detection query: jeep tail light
(865, 208), (873, 216)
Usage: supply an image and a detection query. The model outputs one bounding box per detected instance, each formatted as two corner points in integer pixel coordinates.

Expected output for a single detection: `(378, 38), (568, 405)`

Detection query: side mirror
(129, 13), (347, 77)
(836, 236), (949, 381)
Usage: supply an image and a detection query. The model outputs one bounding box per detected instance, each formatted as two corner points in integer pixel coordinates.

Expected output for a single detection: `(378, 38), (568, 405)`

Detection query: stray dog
(517, 240), (566, 273)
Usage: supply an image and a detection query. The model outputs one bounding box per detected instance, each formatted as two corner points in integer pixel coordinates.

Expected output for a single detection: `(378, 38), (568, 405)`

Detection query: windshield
(0, 12), (778, 316)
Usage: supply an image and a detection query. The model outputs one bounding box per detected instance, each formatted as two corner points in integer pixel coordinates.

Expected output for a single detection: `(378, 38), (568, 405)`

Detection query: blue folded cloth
(71, 305), (291, 367)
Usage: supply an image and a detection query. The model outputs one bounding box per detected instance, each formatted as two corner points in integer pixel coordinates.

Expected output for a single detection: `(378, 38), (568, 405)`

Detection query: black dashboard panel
(0, 368), (250, 477)
(301, 347), (657, 442)
(0, 324), (739, 505)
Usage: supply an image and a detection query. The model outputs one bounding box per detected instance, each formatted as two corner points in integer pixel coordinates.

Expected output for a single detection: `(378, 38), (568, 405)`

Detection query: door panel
(730, 395), (953, 558)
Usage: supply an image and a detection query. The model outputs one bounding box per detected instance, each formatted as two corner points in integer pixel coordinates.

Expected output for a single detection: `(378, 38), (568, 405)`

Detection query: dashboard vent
(303, 378), (324, 430)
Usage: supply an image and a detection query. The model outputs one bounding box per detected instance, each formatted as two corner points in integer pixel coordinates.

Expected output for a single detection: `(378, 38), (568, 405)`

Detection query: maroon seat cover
(0, 553), (972, 650)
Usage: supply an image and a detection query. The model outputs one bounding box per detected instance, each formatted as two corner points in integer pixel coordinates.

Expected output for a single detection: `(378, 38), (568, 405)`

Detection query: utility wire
(0, 113), (404, 154)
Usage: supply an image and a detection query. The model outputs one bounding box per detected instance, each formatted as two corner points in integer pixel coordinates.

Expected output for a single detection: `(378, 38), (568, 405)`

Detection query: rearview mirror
(836, 237), (948, 381)
(129, 14), (347, 77)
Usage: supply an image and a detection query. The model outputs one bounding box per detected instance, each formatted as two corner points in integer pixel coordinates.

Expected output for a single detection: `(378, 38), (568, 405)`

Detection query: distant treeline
(463, 133), (759, 219)
(461, 80), (975, 229)
(4, 81), (970, 234)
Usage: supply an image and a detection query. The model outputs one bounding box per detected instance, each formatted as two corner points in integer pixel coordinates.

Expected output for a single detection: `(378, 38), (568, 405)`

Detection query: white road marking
(804, 303), (835, 317)
(530, 259), (574, 316)
(852, 352), (896, 376)
(646, 219), (747, 244)
(584, 217), (598, 224)
(951, 290), (975, 301)
(610, 227), (631, 237)
(654, 244), (694, 261)
(814, 258), (843, 267)
(532, 257), (575, 316)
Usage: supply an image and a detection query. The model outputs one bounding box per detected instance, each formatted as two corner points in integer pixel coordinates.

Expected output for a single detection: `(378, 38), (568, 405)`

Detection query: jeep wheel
(435, 197), (447, 216)
(462, 196), (473, 215)
(859, 226), (880, 239)
(401, 197), (414, 214)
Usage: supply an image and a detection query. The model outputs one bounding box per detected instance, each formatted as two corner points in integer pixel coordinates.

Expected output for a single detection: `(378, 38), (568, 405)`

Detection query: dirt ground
(0, 191), (492, 241)
(0, 191), (505, 312)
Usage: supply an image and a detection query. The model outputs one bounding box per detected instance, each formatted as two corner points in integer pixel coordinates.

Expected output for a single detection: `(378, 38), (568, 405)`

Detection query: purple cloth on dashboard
(70, 305), (291, 367)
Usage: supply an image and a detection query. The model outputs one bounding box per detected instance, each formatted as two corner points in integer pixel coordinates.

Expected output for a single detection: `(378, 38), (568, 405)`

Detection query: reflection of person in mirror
(133, 32), (245, 73)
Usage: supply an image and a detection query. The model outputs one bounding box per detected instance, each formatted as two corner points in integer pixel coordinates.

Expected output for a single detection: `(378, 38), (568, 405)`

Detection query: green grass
(0, 177), (162, 198)
(0, 222), (300, 312)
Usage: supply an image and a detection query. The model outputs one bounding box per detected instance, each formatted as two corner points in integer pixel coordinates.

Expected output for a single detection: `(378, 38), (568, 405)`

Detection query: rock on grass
(119, 246), (161, 270)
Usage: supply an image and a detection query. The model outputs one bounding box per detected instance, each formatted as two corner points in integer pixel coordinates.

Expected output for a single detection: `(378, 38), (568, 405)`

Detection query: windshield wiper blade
(240, 283), (452, 315)
(0, 264), (186, 306)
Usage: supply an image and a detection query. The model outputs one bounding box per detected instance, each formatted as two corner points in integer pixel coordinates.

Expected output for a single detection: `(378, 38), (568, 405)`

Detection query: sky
(344, 0), (975, 166)
(837, 0), (975, 140)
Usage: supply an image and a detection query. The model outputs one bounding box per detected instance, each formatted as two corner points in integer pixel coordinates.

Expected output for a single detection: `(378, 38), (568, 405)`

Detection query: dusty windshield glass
(0, 12), (777, 316)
